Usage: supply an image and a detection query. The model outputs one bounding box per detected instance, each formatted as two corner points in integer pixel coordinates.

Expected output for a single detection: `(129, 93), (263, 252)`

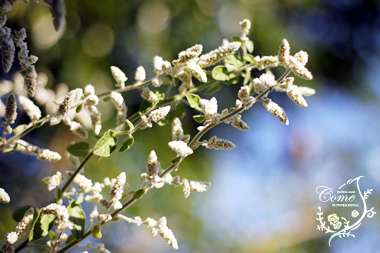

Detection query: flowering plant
(0, 1), (315, 252)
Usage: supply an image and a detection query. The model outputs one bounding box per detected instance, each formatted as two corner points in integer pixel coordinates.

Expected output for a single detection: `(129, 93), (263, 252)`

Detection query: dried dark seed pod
(5, 93), (17, 124)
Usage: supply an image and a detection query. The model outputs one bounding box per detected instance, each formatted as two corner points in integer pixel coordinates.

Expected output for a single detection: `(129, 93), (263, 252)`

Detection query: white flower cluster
(139, 106), (171, 129)
(111, 66), (128, 88)
(2, 207), (34, 249)
(64, 117), (88, 139)
(171, 117), (190, 142)
(43, 203), (74, 230)
(51, 88), (83, 125)
(0, 187), (10, 203)
(108, 172), (126, 210)
(135, 66), (146, 82)
(263, 98), (289, 125)
(199, 97), (219, 123)
(239, 19), (251, 36)
(201, 136), (236, 150)
(120, 215), (178, 250)
(83, 242), (111, 253)
(18, 95), (41, 122)
(141, 87), (158, 103)
(6, 139), (61, 161)
(110, 91), (127, 125)
(170, 175), (211, 199)
(278, 38), (313, 80)
(168, 140), (193, 158)
(47, 171), (66, 191)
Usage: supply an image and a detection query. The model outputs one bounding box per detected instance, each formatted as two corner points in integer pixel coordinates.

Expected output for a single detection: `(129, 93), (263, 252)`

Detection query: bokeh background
(1, 0), (380, 252)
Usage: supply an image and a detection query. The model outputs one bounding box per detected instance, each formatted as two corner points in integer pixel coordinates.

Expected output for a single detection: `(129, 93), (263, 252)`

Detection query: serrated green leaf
(12, 206), (34, 222)
(212, 66), (230, 81)
(204, 82), (221, 95)
(65, 233), (76, 244)
(68, 201), (86, 240)
(186, 94), (200, 109)
(13, 124), (28, 135)
(224, 53), (244, 68)
(125, 119), (134, 131)
(193, 115), (206, 123)
(133, 189), (147, 200)
(232, 36), (244, 43)
(76, 103), (83, 113)
(103, 97), (111, 102)
(29, 212), (55, 241)
(243, 55), (255, 63)
(91, 225), (102, 238)
(93, 130), (117, 157)
(246, 40), (254, 53)
(67, 142), (91, 158)
(119, 135), (134, 152)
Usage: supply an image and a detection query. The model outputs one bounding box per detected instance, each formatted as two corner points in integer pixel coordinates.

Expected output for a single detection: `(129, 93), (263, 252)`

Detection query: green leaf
(56, 188), (63, 200)
(91, 225), (102, 238)
(2, 145), (16, 154)
(93, 130), (117, 157)
(169, 102), (186, 119)
(65, 233), (76, 244)
(111, 216), (120, 222)
(76, 103), (83, 113)
(68, 201), (86, 240)
(224, 53), (243, 68)
(13, 124), (28, 135)
(193, 115), (206, 123)
(162, 77), (171, 84)
(243, 55), (255, 63)
(76, 193), (84, 204)
(103, 97), (111, 102)
(48, 231), (56, 241)
(211, 66), (230, 81)
(67, 142), (91, 158)
(186, 94), (200, 109)
(157, 117), (169, 126)
(222, 75), (240, 85)
(42, 177), (50, 184)
(29, 211), (56, 241)
(246, 40), (254, 53)
(119, 135), (134, 152)
(32, 119), (45, 127)
(133, 189), (147, 200)
(204, 82), (221, 95)
(13, 206), (34, 222)
(125, 119), (134, 131)
(139, 99), (155, 115)
(243, 69), (251, 86)
(153, 90), (165, 101)
(171, 156), (181, 165)
(232, 36), (244, 43)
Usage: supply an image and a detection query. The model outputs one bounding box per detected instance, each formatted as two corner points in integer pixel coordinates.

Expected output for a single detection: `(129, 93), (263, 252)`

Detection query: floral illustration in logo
(351, 210), (359, 218)
(316, 177), (376, 246)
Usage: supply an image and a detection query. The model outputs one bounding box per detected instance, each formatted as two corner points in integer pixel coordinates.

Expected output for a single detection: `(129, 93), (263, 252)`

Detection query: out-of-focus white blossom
(0, 188), (10, 203)
(168, 141), (193, 157)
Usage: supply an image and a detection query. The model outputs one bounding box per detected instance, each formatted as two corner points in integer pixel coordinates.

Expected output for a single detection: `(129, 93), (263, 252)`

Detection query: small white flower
(37, 149), (61, 161)
(109, 172), (126, 209)
(351, 210), (359, 218)
(199, 97), (218, 121)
